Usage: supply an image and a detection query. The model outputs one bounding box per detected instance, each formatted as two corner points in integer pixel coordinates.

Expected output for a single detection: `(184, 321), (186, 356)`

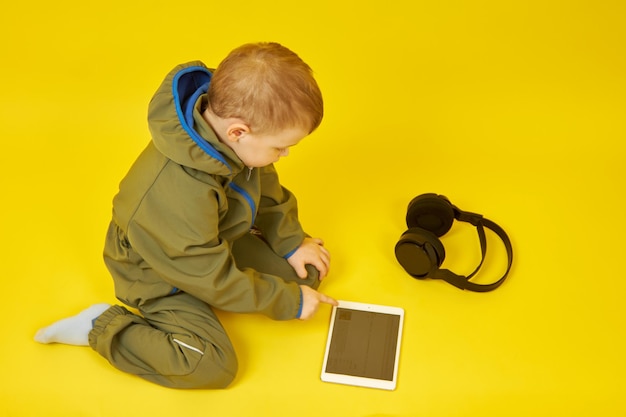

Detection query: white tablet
(321, 300), (404, 390)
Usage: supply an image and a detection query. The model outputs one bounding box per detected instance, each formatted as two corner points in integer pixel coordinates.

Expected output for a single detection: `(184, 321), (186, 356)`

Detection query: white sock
(34, 303), (111, 346)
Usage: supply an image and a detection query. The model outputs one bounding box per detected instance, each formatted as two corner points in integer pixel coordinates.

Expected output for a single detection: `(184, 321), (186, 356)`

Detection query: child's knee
(158, 347), (238, 389)
(301, 264), (321, 290)
(190, 356), (238, 389)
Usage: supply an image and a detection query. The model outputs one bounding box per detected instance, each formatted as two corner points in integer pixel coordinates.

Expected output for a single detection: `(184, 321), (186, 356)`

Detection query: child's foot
(34, 303), (111, 346)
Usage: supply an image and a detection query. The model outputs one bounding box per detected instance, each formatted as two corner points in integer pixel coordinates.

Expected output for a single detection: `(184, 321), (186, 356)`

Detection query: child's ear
(226, 123), (250, 142)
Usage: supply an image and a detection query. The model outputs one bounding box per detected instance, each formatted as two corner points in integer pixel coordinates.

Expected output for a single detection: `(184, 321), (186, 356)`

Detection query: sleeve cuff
(295, 286), (303, 319)
(284, 245), (300, 259)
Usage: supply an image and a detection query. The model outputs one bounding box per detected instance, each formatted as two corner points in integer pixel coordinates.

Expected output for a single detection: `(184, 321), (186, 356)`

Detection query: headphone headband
(433, 217), (513, 292)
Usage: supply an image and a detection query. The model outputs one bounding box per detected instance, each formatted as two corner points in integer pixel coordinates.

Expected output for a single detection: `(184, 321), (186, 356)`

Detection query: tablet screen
(321, 301), (404, 390)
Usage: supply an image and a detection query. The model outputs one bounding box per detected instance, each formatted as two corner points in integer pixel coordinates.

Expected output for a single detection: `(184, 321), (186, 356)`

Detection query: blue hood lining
(172, 66), (231, 170)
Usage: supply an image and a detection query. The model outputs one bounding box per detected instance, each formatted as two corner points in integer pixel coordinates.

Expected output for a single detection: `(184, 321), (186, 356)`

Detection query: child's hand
(298, 285), (338, 320)
(287, 237), (331, 280)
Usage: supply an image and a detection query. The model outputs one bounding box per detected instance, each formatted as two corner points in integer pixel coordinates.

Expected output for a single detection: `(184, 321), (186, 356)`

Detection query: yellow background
(1, 0), (625, 416)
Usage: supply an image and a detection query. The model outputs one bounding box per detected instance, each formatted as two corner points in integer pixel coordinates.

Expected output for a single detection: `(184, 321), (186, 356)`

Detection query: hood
(147, 61), (243, 176)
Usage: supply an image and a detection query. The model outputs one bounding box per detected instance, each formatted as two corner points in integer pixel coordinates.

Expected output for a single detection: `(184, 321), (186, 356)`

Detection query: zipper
(229, 168), (257, 226)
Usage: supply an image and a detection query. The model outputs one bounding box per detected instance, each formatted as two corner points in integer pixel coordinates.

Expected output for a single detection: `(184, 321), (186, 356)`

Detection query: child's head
(207, 42), (323, 136)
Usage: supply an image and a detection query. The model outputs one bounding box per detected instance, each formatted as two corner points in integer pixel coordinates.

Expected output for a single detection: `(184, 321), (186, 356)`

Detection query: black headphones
(394, 193), (513, 292)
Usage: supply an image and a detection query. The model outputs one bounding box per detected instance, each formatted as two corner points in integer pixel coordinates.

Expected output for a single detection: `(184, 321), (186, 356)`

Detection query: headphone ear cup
(406, 193), (455, 237)
(395, 227), (446, 278)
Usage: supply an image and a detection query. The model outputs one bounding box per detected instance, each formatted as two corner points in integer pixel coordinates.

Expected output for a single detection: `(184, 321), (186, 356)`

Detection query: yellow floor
(2, 0), (625, 416)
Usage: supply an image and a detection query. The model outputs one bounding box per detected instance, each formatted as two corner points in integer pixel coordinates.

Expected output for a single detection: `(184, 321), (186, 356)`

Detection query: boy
(35, 42), (337, 389)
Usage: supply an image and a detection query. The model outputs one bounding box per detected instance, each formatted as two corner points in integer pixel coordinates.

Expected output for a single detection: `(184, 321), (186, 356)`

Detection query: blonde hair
(207, 42), (323, 135)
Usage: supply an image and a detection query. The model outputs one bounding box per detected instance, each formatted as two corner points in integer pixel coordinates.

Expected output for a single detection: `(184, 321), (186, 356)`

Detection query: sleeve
(253, 164), (306, 258)
(125, 170), (302, 320)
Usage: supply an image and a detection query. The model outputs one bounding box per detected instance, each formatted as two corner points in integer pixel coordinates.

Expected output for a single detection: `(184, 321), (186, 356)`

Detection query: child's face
(233, 126), (308, 168)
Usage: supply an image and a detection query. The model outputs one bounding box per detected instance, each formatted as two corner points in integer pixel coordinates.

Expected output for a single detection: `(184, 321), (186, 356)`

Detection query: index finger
(319, 293), (339, 306)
